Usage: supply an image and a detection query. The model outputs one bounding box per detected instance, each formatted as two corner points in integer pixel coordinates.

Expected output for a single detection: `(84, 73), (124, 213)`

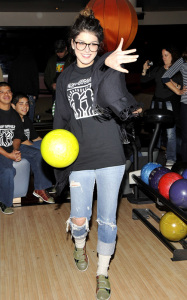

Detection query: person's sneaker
(73, 245), (88, 271)
(33, 190), (55, 204)
(0, 202), (14, 215)
(96, 275), (111, 300)
(166, 160), (175, 166)
(65, 190), (71, 200)
(46, 186), (57, 194)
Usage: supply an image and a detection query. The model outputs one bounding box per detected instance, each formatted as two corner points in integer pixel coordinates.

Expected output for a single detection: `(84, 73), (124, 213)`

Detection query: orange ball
(41, 129), (79, 168)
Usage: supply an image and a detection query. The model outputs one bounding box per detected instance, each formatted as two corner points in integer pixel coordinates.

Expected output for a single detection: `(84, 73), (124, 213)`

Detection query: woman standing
(54, 9), (141, 300)
(162, 47), (187, 161)
(141, 46), (182, 165)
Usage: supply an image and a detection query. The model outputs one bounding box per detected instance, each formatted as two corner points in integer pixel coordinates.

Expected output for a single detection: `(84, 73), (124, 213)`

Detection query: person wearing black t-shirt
(44, 40), (74, 114)
(44, 40), (68, 93)
(162, 47), (187, 161)
(53, 9), (141, 300)
(0, 82), (24, 214)
(141, 46), (182, 165)
(12, 94), (42, 148)
(11, 94), (56, 200)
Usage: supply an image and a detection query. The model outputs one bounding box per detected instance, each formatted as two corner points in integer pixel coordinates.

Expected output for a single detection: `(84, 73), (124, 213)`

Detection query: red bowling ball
(158, 172), (183, 199)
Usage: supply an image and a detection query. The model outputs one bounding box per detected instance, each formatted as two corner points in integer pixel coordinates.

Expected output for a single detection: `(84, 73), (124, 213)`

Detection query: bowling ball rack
(132, 174), (187, 261)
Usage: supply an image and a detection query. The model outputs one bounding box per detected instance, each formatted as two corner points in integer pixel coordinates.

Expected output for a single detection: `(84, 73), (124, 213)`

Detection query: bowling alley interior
(0, 1), (187, 300)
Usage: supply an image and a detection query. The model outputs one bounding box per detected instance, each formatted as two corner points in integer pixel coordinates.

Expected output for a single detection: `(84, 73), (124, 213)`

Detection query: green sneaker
(73, 245), (88, 271)
(46, 186), (57, 194)
(0, 202), (14, 215)
(96, 275), (111, 300)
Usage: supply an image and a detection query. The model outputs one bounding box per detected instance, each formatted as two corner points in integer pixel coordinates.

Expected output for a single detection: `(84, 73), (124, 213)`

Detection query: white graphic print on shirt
(24, 128), (30, 140)
(0, 125), (15, 147)
(67, 77), (99, 119)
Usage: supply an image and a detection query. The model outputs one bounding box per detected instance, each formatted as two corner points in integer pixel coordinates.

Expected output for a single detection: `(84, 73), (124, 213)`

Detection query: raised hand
(132, 107), (142, 115)
(105, 38), (139, 73)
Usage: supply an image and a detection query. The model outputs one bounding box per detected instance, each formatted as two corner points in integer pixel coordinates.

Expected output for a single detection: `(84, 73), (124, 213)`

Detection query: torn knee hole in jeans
(66, 217), (89, 233)
(96, 218), (116, 230)
(70, 180), (81, 187)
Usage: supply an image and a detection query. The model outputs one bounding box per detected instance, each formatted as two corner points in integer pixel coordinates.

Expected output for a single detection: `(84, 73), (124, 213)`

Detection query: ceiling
(142, 0), (187, 12)
(0, 0), (186, 12)
(0, 0), (88, 12)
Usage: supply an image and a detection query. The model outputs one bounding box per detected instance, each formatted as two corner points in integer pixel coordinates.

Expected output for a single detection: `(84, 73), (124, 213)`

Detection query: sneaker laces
(42, 190), (51, 199)
(35, 189), (52, 200)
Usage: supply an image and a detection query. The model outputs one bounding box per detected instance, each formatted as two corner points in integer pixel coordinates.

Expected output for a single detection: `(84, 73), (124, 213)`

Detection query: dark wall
(0, 24), (186, 74)
(0, 27), (70, 74)
(129, 24), (187, 72)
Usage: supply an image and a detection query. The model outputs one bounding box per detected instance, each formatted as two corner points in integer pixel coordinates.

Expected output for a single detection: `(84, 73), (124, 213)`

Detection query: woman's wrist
(175, 88), (181, 95)
(142, 69), (147, 75)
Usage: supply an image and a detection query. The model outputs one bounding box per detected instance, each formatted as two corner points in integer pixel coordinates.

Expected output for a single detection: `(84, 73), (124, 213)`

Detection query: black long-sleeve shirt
(141, 66), (182, 100)
(162, 58), (187, 104)
(53, 53), (140, 193)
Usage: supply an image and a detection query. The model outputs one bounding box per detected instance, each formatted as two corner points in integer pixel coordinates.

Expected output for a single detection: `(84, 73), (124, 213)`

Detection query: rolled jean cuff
(97, 240), (116, 256)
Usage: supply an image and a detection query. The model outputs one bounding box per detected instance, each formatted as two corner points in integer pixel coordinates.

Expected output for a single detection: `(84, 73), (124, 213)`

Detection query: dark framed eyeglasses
(74, 40), (99, 52)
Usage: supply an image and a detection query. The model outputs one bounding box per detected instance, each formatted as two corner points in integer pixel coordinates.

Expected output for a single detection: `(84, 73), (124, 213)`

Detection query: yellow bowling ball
(41, 129), (79, 168)
(159, 212), (187, 242)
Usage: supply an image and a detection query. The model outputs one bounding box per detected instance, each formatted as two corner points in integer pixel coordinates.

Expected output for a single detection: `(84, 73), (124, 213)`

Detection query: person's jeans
(0, 155), (16, 207)
(151, 101), (176, 162)
(32, 140), (42, 150)
(67, 165), (125, 256)
(28, 95), (36, 122)
(180, 103), (187, 161)
(20, 144), (52, 190)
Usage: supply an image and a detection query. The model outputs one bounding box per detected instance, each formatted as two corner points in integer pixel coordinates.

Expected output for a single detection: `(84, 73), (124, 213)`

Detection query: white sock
(75, 237), (86, 249)
(97, 254), (111, 277)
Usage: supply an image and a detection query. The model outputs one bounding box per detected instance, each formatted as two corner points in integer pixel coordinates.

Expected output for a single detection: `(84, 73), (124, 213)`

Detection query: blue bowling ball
(182, 168), (187, 179)
(149, 166), (171, 191)
(141, 162), (162, 185)
(169, 179), (187, 209)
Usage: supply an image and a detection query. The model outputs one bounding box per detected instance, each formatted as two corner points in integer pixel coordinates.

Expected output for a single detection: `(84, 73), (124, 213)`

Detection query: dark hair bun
(79, 8), (95, 19)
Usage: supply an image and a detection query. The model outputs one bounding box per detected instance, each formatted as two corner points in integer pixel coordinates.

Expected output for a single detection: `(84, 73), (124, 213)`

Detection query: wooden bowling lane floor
(1, 198), (187, 300)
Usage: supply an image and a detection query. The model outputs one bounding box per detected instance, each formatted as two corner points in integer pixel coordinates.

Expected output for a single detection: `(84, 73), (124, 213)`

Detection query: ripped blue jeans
(67, 165), (125, 256)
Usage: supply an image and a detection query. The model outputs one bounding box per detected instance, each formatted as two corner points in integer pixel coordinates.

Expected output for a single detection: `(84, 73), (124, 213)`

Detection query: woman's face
(71, 31), (99, 68)
(162, 49), (172, 66)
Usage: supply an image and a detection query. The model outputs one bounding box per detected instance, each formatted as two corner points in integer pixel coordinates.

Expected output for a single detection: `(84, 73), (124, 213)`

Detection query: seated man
(0, 83), (54, 215)
(0, 82), (23, 214)
(12, 94), (56, 194)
